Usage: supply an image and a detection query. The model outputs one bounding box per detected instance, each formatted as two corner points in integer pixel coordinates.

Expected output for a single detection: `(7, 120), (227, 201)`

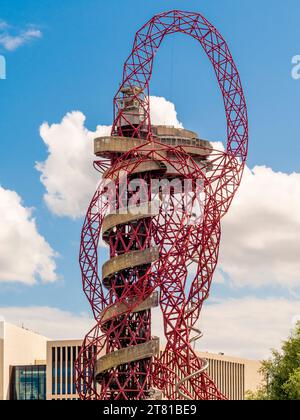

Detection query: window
(62, 347), (66, 395)
(72, 347), (77, 394)
(57, 347), (61, 394)
(67, 347), (71, 395)
(52, 347), (56, 394)
(10, 365), (46, 400)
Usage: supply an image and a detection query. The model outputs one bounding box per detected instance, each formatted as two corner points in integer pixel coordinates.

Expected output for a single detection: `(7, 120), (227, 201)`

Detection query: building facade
(159, 349), (261, 401)
(197, 352), (261, 400)
(46, 340), (82, 400)
(0, 320), (47, 400)
(0, 320), (262, 400)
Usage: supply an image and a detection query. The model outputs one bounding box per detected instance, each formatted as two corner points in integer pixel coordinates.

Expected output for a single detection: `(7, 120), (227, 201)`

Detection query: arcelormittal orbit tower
(75, 10), (248, 400)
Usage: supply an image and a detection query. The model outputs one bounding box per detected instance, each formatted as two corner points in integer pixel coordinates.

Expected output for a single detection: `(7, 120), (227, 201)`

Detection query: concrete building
(0, 320), (47, 400)
(158, 348), (262, 401)
(196, 351), (261, 400)
(0, 320), (262, 400)
(47, 341), (262, 401)
(46, 340), (82, 400)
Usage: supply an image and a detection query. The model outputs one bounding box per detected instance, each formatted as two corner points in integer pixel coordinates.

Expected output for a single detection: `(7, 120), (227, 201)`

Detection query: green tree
(246, 322), (300, 400)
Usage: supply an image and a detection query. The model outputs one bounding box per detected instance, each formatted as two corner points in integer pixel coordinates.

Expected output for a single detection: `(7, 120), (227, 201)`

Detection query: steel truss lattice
(75, 10), (248, 400)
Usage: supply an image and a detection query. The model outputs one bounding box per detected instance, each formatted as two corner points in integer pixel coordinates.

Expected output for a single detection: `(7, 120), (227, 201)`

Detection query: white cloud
(36, 111), (111, 218)
(0, 306), (93, 340)
(0, 185), (57, 285)
(199, 297), (300, 359)
(37, 97), (182, 219)
(150, 96), (183, 128)
(219, 166), (300, 289)
(0, 23), (42, 51)
(152, 297), (300, 360)
(292, 314), (300, 326)
(0, 20), (9, 31)
(2, 296), (293, 358)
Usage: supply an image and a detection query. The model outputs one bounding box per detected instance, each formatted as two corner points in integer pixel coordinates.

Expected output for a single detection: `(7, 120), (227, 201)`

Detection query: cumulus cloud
(3, 296), (296, 358)
(0, 22), (42, 51)
(219, 166), (300, 289)
(0, 306), (93, 340)
(36, 97), (183, 218)
(0, 185), (57, 285)
(0, 20), (9, 31)
(152, 297), (300, 360)
(36, 111), (111, 218)
(199, 297), (300, 359)
(189, 147), (300, 290)
(150, 96), (183, 128)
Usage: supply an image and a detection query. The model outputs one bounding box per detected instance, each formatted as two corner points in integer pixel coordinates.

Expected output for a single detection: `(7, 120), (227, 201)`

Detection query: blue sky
(0, 0), (300, 358)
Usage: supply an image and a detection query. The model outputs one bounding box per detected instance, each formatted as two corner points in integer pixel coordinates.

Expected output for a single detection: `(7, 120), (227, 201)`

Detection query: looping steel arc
(75, 10), (248, 400)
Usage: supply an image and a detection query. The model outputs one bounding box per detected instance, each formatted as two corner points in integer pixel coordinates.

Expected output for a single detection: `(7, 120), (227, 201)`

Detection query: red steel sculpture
(75, 10), (248, 400)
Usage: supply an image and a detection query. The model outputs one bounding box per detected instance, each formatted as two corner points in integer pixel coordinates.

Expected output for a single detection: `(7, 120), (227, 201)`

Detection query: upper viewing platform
(94, 125), (213, 158)
(152, 125), (199, 140)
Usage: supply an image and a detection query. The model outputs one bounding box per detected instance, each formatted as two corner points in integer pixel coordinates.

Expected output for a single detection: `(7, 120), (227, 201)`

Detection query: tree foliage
(246, 322), (300, 400)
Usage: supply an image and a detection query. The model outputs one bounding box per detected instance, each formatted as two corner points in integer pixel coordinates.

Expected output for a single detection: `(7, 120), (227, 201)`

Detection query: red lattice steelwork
(75, 10), (248, 400)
